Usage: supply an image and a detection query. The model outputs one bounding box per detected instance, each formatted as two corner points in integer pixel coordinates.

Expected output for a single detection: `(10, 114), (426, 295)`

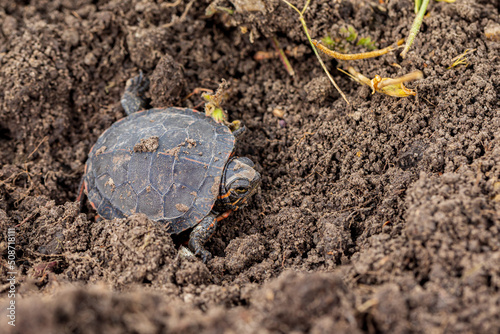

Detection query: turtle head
(217, 157), (261, 211)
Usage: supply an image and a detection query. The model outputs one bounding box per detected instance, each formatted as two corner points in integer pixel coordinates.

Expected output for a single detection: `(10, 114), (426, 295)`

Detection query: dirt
(134, 136), (160, 152)
(0, 0), (499, 333)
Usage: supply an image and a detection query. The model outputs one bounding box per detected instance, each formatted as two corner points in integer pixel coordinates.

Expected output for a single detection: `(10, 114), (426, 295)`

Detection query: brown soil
(1, 0), (499, 333)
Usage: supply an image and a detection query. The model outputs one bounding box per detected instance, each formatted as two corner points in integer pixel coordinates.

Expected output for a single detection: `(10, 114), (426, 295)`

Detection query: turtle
(79, 73), (261, 263)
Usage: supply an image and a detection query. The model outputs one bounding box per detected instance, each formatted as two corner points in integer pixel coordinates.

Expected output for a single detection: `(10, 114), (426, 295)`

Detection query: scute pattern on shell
(84, 107), (235, 234)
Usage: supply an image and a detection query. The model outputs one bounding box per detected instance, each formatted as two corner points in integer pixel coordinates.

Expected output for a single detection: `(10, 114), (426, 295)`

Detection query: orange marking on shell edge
(216, 210), (232, 222)
(89, 200), (97, 210)
(76, 181), (86, 202)
(114, 117), (128, 125)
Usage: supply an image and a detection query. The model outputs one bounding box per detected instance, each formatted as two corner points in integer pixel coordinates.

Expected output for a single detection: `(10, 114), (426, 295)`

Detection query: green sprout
(339, 25), (358, 42)
(321, 35), (336, 49)
(202, 93), (227, 123)
(414, 0), (423, 13)
(201, 80), (242, 132)
(202, 80), (230, 123)
(357, 37), (377, 51)
(321, 27), (377, 54)
(403, 0), (457, 58)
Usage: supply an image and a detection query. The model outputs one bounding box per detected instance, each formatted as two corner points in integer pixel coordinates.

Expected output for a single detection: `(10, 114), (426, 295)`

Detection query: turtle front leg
(188, 213), (218, 263)
(121, 71), (150, 115)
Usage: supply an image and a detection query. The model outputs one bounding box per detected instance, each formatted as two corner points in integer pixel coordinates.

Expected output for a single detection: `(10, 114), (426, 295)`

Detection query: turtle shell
(83, 107), (235, 234)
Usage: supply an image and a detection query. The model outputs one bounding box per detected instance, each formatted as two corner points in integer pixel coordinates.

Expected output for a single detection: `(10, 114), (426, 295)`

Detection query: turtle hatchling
(80, 73), (261, 262)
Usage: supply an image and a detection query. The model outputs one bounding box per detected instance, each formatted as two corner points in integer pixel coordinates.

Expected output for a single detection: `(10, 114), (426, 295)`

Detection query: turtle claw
(126, 71), (150, 95)
(188, 215), (217, 263)
(121, 71), (150, 115)
(195, 248), (212, 264)
(230, 122), (246, 137)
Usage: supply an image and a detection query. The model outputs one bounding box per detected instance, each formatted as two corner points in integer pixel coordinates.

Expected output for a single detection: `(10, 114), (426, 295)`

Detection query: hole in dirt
(338, 1), (354, 18)
(421, 21), (428, 33)
(329, 59), (340, 71)
(172, 229), (192, 249)
(418, 276), (429, 286)
(349, 219), (364, 243)
(56, 177), (82, 204)
(0, 126), (12, 141)
(396, 50), (404, 62)
(51, 261), (69, 275)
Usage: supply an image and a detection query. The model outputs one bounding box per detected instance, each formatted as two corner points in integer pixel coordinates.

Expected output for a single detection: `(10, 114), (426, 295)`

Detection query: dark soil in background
(1, 0), (499, 332)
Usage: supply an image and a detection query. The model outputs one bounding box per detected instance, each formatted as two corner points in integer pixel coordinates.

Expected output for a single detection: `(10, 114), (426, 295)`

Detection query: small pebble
(272, 108), (285, 119)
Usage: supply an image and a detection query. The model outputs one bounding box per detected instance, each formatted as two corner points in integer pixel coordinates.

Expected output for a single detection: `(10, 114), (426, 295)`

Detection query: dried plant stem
(272, 37), (295, 76)
(376, 70), (423, 89)
(338, 67), (423, 97)
(161, 0), (195, 28)
(312, 40), (397, 60)
(281, 0), (349, 104)
(161, 0), (182, 8)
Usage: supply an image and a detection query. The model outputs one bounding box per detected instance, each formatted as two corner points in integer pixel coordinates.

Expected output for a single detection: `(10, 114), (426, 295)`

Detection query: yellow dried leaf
(378, 81), (416, 97)
(339, 67), (422, 98)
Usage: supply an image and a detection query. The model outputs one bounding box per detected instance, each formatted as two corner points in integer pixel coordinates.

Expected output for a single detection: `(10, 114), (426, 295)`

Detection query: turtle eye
(234, 187), (248, 194)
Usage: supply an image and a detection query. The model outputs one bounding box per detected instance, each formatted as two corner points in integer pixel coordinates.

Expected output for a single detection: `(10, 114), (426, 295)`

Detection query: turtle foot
(121, 71), (150, 115)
